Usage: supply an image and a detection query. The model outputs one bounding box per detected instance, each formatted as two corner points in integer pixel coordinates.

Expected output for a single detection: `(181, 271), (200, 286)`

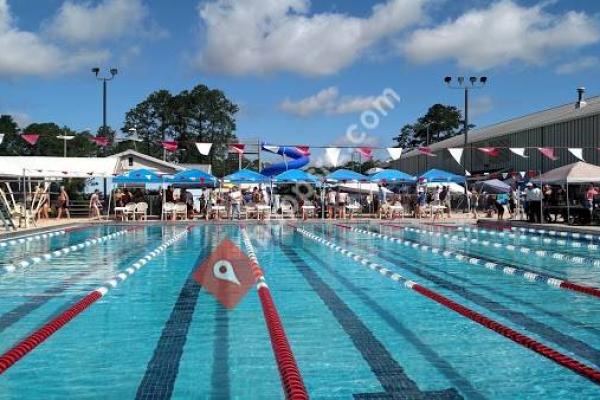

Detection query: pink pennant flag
(296, 146), (311, 156)
(357, 147), (373, 159)
(90, 136), (110, 147)
(538, 147), (557, 160)
(229, 144), (245, 154)
(418, 147), (436, 157)
(478, 147), (500, 157)
(21, 134), (40, 146)
(162, 140), (178, 152)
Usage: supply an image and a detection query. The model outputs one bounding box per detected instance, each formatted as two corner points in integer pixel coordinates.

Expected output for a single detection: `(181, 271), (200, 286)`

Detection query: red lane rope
(241, 228), (308, 399)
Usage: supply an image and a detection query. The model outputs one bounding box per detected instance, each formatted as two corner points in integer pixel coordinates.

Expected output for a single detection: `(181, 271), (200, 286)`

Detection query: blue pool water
(0, 222), (599, 399)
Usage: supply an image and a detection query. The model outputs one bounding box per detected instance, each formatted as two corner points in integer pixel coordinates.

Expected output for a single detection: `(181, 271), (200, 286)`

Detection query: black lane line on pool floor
(329, 228), (600, 369)
(135, 244), (210, 400)
(210, 303), (230, 400)
(365, 227), (600, 337)
(295, 243), (486, 400)
(279, 245), (462, 400)
(0, 233), (156, 336)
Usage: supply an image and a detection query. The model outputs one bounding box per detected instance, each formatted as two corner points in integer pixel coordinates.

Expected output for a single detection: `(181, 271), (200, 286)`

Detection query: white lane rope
(240, 229), (268, 290)
(0, 230), (66, 248)
(511, 226), (600, 242)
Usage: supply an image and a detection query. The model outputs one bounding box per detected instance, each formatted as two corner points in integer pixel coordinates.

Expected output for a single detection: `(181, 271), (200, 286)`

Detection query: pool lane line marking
(296, 227), (600, 385)
(0, 228), (140, 275)
(210, 303), (231, 400)
(360, 224), (600, 299)
(240, 227), (309, 400)
(0, 228), (191, 375)
(279, 243), (462, 399)
(0, 230), (66, 248)
(511, 226), (600, 242)
(458, 226), (600, 251)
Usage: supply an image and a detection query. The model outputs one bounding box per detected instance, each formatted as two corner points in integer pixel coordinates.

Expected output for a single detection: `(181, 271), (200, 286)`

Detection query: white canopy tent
(0, 156), (120, 178)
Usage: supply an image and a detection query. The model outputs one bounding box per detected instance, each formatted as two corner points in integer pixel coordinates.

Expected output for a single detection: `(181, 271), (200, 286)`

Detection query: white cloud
(470, 95), (493, 118)
(402, 0), (600, 70)
(0, 0), (108, 77)
(196, 0), (426, 76)
(45, 0), (162, 44)
(280, 87), (389, 117)
(555, 56), (599, 74)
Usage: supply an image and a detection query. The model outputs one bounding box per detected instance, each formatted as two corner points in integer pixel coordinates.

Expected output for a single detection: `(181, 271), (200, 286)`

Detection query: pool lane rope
(0, 228), (191, 375)
(296, 227), (600, 385)
(511, 226), (600, 242)
(0, 230), (66, 248)
(240, 228), (308, 400)
(458, 226), (600, 251)
(352, 225), (600, 299)
(1, 228), (137, 275)
(398, 224), (600, 267)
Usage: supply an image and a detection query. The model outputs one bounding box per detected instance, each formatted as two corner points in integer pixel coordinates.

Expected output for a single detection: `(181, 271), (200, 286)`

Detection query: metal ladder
(0, 191), (16, 231)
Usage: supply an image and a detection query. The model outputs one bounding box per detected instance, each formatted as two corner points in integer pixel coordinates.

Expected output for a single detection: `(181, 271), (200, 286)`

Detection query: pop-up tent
(419, 168), (466, 184)
(325, 169), (368, 183)
(113, 168), (164, 184)
(0, 156), (119, 178)
(273, 169), (319, 184)
(369, 169), (416, 183)
(473, 179), (511, 194)
(165, 169), (218, 187)
(222, 169), (269, 184)
(532, 162), (600, 183)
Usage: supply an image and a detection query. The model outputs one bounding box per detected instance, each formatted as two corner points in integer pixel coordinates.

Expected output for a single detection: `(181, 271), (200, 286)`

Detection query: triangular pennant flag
(538, 147), (557, 160)
(568, 148), (584, 161)
(296, 146), (310, 156)
(448, 148), (464, 165)
(418, 147), (436, 157)
(325, 147), (341, 167)
(263, 145), (279, 153)
(195, 142), (213, 156)
(0, 133), (4, 145)
(229, 144), (245, 154)
(21, 134), (39, 146)
(478, 147), (500, 157)
(502, 172), (508, 179)
(357, 147), (373, 159)
(509, 148), (528, 158)
(465, 170), (471, 176)
(90, 136), (110, 147)
(387, 147), (402, 160)
(162, 140), (178, 152)
(519, 171), (526, 178)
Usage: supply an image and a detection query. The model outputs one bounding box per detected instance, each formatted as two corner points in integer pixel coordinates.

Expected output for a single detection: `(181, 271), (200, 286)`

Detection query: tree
(0, 115), (20, 156)
(393, 104), (465, 148)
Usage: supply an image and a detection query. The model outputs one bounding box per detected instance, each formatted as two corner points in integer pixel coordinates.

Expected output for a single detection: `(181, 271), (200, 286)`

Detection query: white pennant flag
(195, 142), (213, 155)
(501, 173), (508, 179)
(509, 148), (528, 158)
(387, 147), (403, 160)
(465, 170), (471, 176)
(519, 171), (526, 178)
(568, 148), (584, 162)
(325, 147), (341, 167)
(0, 134), (4, 145)
(448, 148), (464, 165)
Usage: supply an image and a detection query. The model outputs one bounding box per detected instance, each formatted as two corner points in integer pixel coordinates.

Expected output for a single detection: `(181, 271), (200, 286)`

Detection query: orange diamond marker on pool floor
(194, 239), (255, 309)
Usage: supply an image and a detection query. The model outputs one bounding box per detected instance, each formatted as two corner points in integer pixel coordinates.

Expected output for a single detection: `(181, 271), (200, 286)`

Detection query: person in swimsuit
(56, 186), (70, 220)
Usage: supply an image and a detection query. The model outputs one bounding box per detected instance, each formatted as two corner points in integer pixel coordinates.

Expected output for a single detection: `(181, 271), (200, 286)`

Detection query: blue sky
(1, 0), (600, 163)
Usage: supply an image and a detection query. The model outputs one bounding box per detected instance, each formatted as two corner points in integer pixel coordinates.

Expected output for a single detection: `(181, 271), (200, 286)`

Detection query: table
(302, 205), (315, 219)
(256, 205), (271, 220)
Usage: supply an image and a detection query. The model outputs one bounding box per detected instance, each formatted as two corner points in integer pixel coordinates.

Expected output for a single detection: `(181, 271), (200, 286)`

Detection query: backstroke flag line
(448, 148), (463, 165)
(568, 148), (584, 162)
(0, 134), (4, 145)
(387, 147), (402, 160)
(325, 147), (341, 167)
(509, 148), (528, 158)
(195, 142), (213, 155)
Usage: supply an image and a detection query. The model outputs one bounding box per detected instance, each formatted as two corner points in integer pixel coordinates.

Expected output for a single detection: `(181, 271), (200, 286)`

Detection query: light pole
(91, 67), (118, 138)
(444, 76), (487, 171)
(56, 134), (75, 157)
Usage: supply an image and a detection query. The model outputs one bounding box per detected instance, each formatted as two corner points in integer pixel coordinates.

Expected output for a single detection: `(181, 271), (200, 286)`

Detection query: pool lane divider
(240, 228), (308, 400)
(0, 227), (192, 375)
(359, 224), (600, 299)
(296, 227), (600, 385)
(511, 226), (600, 242)
(0, 228), (140, 275)
(0, 230), (66, 248)
(458, 226), (600, 251)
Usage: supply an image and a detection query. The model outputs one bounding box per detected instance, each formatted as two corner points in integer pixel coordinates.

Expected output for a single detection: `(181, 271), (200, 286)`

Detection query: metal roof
(403, 94), (600, 158)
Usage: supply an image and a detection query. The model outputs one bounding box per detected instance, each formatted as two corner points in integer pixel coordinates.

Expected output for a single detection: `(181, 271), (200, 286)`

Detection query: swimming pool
(0, 222), (599, 398)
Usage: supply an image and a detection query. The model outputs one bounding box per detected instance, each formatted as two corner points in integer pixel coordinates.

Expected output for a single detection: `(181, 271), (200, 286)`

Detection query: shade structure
(325, 169), (368, 183)
(165, 169), (217, 186)
(370, 169), (416, 184)
(222, 169), (269, 184)
(273, 169), (319, 184)
(473, 179), (511, 194)
(532, 161), (600, 183)
(419, 168), (465, 184)
(113, 168), (163, 184)
(0, 156), (119, 178)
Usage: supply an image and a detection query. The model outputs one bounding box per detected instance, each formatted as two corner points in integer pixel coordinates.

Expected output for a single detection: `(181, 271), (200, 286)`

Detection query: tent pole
(106, 181), (113, 221)
(566, 182), (570, 225)
(22, 169), (27, 227)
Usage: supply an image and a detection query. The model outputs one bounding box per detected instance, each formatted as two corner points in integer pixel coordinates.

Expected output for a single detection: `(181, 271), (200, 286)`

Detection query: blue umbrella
(222, 169), (269, 184)
(273, 169), (319, 184)
(165, 169), (217, 186)
(325, 169), (368, 183)
(113, 168), (163, 184)
(370, 169), (416, 183)
(419, 168), (465, 184)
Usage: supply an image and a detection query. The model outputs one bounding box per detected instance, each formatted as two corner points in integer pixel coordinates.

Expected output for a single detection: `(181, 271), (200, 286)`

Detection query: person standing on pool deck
(56, 186), (70, 220)
(327, 188), (337, 219)
(337, 189), (348, 219)
(89, 189), (103, 220)
(526, 183), (542, 223)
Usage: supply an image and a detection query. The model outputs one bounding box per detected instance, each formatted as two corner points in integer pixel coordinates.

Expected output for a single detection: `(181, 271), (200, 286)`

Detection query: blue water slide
(260, 143), (310, 176)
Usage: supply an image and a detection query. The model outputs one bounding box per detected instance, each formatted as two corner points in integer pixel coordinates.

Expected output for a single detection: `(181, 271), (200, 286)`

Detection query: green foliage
(393, 104), (467, 148)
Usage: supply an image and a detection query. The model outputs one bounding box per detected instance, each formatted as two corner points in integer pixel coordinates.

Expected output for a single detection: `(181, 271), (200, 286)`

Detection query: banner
(162, 140), (178, 152)
(357, 147), (373, 159)
(509, 148), (528, 158)
(387, 147), (402, 160)
(195, 142), (213, 156)
(448, 148), (463, 165)
(538, 147), (557, 160)
(90, 136), (109, 147)
(21, 134), (40, 146)
(229, 144), (245, 154)
(325, 147), (341, 167)
(478, 147), (500, 157)
(568, 148), (584, 162)
(418, 147), (436, 157)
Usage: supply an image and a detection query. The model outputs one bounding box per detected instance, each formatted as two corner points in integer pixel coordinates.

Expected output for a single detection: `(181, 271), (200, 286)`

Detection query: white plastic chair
(281, 203), (295, 219)
(174, 203), (187, 220)
(122, 203), (137, 221)
(134, 202), (148, 220)
(162, 202), (175, 220)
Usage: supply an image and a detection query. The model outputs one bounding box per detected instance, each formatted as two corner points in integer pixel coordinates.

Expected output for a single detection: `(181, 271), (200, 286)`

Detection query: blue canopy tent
(370, 169), (417, 184)
(325, 169), (369, 183)
(113, 168), (164, 184)
(222, 169), (270, 184)
(273, 169), (319, 184)
(473, 179), (511, 194)
(419, 168), (466, 184)
(165, 169), (218, 187)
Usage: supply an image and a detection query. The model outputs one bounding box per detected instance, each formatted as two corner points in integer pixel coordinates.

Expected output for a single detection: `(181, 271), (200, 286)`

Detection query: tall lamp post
(443, 76), (487, 171)
(56, 133), (75, 157)
(91, 67), (118, 138)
